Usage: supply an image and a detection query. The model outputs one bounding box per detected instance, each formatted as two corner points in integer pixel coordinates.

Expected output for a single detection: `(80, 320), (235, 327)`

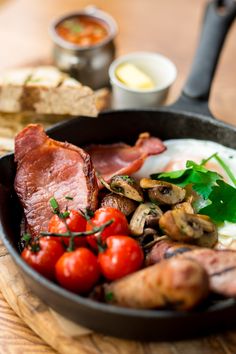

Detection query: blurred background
(0, 0), (235, 123)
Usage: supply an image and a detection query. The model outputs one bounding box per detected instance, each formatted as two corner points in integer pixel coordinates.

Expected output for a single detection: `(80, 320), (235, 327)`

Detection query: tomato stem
(96, 218), (115, 253)
(40, 219), (113, 238)
(67, 235), (75, 252)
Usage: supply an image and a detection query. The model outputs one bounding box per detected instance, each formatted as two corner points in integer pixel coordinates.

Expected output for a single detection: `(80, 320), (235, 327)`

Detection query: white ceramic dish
(109, 52), (177, 109)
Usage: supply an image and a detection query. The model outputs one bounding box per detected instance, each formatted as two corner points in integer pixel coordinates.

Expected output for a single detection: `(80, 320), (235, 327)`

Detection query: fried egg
(133, 139), (236, 249)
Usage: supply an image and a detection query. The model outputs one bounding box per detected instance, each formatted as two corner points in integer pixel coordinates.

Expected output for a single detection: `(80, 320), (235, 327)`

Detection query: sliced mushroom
(99, 175), (144, 202)
(140, 178), (186, 205)
(129, 202), (163, 236)
(159, 209), (217, 248)
(173, 202), (194, 214)
(110, 175), (144, 202)
(194, 215), (218, 248)
(100, 193), (137, 216)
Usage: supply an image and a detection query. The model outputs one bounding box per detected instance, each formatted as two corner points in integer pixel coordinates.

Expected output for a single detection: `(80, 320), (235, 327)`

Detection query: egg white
(133, 139), (236, 248)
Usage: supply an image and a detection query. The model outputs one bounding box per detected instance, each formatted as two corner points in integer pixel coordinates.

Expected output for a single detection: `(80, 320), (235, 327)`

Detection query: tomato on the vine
(55, 248), (100, 294)
(86, 207), (129, 250)
(48, 209), (87, 247)
(98, 235), (144, 281)
(21, 237), (65, 280)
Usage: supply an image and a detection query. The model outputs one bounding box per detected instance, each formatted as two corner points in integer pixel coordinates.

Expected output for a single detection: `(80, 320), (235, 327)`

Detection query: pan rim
(47, 107), (236, 138)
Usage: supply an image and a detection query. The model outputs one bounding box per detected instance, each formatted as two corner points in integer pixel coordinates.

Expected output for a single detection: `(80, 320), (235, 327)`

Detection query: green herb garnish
(200, 152), (236, 187)
(65, 196), (73, 200)
(119, 175), (135, 184)
(59, 211), (70, 219)
(152, 154), (236, 224)
(62, 19), (83, 34)
(50, 197), (60, 214)
(21, 233), (31, 246)
(105, 292), (114, 302)
(151, 160), (222, 199)
(199, 180), (236, 223)
(213, 154), (236, 187)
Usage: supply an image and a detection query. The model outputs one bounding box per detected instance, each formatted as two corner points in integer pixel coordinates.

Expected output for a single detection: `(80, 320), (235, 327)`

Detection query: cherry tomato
(98, 235), (144, 281)
(21, 237), (65, 280)
(55, 248), (100, 294)
(48, 210), (87, 247)
(86, 207), (129, 250)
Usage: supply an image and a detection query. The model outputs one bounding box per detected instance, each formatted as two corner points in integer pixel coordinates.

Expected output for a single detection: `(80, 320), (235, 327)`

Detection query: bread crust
(0, 66), (98, 116)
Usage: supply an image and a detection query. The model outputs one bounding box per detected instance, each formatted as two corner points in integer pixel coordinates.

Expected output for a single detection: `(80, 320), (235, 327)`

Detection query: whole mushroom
(101, 193), (137, 216)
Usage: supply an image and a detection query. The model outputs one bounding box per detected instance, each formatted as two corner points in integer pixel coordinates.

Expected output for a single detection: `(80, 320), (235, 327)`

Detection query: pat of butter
(115, 63), (155, 90)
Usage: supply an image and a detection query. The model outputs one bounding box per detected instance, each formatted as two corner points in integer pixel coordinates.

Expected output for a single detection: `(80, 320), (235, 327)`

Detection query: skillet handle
(171, 0), (236, 117)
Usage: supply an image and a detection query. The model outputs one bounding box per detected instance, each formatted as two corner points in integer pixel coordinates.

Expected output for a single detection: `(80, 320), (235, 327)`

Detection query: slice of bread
(0, 66), (98, 116)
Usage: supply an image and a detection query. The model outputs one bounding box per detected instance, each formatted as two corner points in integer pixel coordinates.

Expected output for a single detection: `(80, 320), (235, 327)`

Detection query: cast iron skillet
(1, 0), (236, 341)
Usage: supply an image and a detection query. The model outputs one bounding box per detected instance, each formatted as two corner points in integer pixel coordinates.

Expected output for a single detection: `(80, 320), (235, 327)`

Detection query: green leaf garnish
(152, 153), (236, 224)
(154, 169), (186, 180)
(62, 19), (83, 34)
(59, 211), (70, 219)
(21, 233), (31, 246)
(119, 175), (135, 184)
(199, 180), (236, 223)
(105, 292), (114, 302)
(213, 154), (236, 187)
(50, 197), (60, 214)
(65, 196), (73, 200)
(151, 160), (222, 199)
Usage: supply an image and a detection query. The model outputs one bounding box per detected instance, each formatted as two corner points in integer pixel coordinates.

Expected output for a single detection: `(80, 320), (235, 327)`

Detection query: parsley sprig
(151, 160), (222, 200)
(151, 153), (236, 224)
(199, 180), (236, 223)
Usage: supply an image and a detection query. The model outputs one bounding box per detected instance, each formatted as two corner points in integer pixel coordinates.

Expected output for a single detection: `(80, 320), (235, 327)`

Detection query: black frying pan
(0, 0), (236, 342)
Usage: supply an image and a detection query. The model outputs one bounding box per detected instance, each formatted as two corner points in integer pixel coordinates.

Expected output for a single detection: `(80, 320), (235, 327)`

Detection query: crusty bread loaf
(0, 66), (98, 116)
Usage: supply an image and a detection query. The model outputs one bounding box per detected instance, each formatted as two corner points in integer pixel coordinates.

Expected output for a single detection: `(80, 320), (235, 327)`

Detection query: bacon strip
(86, 132), (166, 183)
(14, 124), (98, 237)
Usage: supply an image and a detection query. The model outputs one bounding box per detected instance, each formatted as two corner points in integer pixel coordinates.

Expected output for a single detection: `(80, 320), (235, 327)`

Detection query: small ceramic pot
(50, 6), (118, 89)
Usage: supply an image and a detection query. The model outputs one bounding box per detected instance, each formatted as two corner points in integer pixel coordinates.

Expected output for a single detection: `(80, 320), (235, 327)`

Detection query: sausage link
(105, 257), (209, 311)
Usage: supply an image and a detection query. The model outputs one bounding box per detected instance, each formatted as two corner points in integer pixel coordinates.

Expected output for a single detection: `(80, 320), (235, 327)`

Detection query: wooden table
(0, 0), (236, 352)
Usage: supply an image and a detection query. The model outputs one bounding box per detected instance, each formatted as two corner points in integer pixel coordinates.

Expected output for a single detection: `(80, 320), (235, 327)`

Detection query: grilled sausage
(105, 257), (209, 310)
(146, 239), (197, 265)
(146, 240), (236, 298)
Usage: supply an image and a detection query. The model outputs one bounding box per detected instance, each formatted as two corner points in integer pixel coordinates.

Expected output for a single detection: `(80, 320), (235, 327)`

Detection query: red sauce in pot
(56, 15), (109, 47)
